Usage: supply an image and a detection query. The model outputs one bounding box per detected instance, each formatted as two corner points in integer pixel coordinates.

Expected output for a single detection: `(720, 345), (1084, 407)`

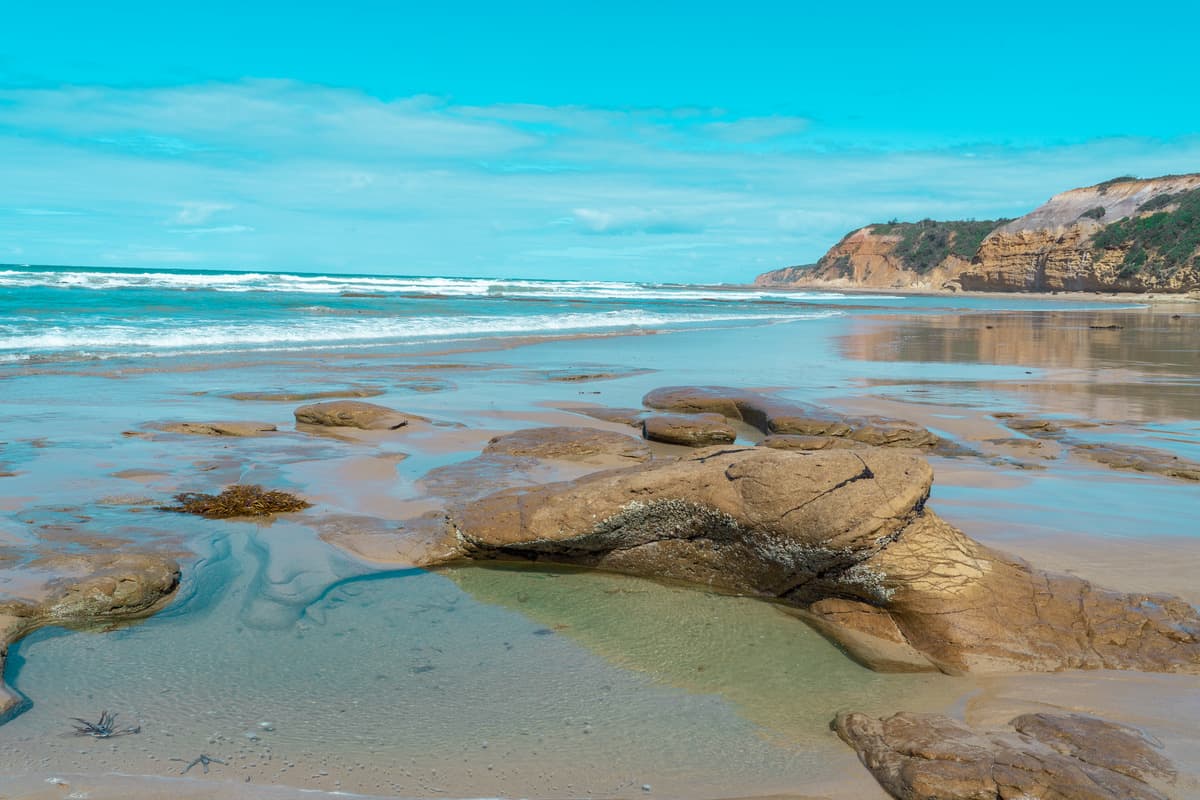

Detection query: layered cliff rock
(757, 173), (1200, 293)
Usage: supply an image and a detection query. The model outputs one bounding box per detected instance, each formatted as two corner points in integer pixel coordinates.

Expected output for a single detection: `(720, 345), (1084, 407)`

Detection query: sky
(2, 1), (1199, 283)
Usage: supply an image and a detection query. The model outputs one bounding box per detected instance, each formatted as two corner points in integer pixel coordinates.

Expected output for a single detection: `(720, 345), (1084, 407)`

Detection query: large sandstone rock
(425, 445), (1200, 675)
(643, 386), (940, 450)
(642, 413), (737, 447)
(293, 400), (423, 430)
(0, 553), (181, 717)
(834, 711), (1176, 800)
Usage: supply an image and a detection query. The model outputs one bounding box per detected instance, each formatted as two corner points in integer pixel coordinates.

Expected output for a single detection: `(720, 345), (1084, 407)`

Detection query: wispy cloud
(1, 80), (1198, 281)
(170, 202), (231, 225)
(573, 207), (706, 235)
(168, 224), (254, 235)
(11, 207), (84, 216)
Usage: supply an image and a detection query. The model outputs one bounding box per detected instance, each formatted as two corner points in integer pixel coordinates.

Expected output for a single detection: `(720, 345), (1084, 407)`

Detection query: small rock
(642, 413), (736, 447)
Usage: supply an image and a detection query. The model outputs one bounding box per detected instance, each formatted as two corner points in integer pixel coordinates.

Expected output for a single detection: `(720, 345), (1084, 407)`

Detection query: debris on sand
(160, 484), (311, 518)
(70, 710), (140, 738)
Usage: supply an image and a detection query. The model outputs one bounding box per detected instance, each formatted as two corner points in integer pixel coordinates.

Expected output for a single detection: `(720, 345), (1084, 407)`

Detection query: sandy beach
(1, 291), (1198, 799)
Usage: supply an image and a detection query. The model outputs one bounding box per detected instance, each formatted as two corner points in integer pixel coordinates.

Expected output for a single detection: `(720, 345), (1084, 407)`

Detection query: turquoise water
(0, 264), (1127, 364)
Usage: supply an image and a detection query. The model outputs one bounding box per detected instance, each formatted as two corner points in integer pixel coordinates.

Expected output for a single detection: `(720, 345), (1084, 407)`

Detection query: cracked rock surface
(835, 710), (1177, 800)
(293, 400), (426, 430)
(642, 412), (738, 447)
(421, 444), (1200, 675)
(643, 385), (942, 449)
(0, 553), (181, 717)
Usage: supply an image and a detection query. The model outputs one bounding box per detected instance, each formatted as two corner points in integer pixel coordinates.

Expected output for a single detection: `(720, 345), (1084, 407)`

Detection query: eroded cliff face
(757, 174), (1200, 293)
(756, 226), (972, 290)
(959, 175), (1200, 292)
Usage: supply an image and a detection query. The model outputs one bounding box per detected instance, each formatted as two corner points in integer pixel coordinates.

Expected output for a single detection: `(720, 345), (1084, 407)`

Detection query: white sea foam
(0, 269), (900, 302)
(0, 309), (840, 360)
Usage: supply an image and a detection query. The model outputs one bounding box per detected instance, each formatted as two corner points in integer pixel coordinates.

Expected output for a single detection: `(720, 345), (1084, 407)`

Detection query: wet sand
(2, 300), (1199, 798)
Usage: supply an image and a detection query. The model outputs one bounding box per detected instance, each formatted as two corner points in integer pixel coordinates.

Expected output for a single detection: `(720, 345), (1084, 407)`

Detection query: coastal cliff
(757, 173), (1200, 293)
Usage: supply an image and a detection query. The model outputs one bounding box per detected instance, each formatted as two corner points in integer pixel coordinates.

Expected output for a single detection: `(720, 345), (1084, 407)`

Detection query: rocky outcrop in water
(157, 421), (278, 437)
(228, 387), (385, 402)
(756, 173), (1200, 293)
(482, 426), (651, 464)
(293, 400), (425, 430)
(425, 444), (1200, 675)
(642, 413), (737, 447)
(835, 711), (1177, 800)
(996, 414), (1200, 482)
(643, 386), (941, 450)
(0, 553), (181, 717)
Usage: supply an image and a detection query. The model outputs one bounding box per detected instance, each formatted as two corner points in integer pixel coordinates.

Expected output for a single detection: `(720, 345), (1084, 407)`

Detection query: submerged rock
(423, 445), (1200, 675)
(293, 400), (425, 431)
(834, 710), (1176, 800)
(642, 413), (737, 447)
(0, 553), (180, 718)
(564, 405), (650, 428)
(998, 415), (1200, 481)
(643, 386), (940, 449)
(227, 387), (384, 402)
(157, 421), (278, 437)
(483, 426), (651, 464)
(1074, 442), (1200, 482)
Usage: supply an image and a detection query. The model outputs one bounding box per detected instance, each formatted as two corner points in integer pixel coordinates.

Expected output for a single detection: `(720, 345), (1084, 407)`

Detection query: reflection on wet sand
(838, 309), (1200, 420)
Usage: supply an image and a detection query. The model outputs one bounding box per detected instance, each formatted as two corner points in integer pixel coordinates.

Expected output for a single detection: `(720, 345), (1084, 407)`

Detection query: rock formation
(293, 400), (425, 431)
(642, 413), (737, 446)
(228, 387), (385, 402)
(0, 553), (181, 717)
(482, 426), (651, 464)
(756, 173), (1200, 293)
(419, 426), (651, 504)
(997, 414), (1200, 482)
(835, 711), (1177, 800)
(643, 386), (941, 450)
(156, 421), (278, 437)
(422, 444), (1200, 675)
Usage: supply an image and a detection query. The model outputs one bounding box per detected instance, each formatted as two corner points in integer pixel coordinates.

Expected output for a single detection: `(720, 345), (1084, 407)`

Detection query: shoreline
(734, 280), (1200, 304)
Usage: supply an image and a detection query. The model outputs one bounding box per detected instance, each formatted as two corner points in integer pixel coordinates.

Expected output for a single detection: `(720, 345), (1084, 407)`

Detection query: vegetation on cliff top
(1095, 175), (1139, 193)
(864, 219), (1009, 274)
(1092, 187), (1200, 279)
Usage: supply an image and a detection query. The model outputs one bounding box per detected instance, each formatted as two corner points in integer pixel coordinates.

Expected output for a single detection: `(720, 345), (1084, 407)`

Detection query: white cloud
(703, 115), (811, 142)
(1, 80), (1199, 280)
(572, 207), (707, 235)
(171, 202), (231, 225)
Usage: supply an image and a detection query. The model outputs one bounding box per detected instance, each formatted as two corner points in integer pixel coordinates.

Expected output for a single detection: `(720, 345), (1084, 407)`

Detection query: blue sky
(2, 1), (1199, 282)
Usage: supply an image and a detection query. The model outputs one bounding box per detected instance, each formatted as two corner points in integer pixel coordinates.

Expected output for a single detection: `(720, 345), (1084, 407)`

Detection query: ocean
(0, 265), (1087, 364)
